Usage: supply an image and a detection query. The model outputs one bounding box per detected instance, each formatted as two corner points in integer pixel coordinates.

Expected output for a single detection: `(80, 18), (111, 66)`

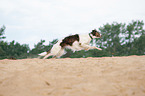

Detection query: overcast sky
(0, 0), (145, 48)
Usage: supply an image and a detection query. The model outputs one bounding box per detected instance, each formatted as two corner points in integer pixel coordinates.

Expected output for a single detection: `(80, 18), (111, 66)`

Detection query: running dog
(38, 29), (102, 59)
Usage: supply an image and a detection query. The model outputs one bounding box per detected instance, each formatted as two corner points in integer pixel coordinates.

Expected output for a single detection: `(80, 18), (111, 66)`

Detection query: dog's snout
(100, 34), (102, 37)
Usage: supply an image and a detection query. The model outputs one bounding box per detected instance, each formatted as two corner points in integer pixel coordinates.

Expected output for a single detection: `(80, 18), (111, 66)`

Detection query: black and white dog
(38, 29), (102, 59)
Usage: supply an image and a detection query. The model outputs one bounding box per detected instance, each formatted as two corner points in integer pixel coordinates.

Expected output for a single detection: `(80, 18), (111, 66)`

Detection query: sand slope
(0, 56), (145, 96)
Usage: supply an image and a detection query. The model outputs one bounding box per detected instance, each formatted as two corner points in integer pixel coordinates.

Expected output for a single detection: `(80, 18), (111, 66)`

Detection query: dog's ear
(92, 29), (97, 32)
(91, 29), (96, 36)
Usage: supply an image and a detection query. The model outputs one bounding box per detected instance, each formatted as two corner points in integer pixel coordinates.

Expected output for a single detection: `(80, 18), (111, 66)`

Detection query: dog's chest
(79, 34), (91, 44)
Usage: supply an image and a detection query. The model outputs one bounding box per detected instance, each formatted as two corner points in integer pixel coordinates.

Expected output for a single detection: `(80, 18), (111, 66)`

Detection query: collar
(89, 33), (93, 39)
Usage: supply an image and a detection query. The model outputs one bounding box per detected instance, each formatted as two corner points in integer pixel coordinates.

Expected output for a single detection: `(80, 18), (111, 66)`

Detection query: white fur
(38, 34), (102, 59)
(38, 52), (47, 56)
(42, 40), (66, 59)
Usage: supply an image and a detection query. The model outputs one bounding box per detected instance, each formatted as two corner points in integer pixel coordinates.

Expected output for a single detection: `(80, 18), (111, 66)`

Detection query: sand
(0, 55), (145, 96)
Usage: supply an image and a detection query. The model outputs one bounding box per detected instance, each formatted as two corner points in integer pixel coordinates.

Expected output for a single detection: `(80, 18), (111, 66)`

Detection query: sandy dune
(0, 56), (145, 96)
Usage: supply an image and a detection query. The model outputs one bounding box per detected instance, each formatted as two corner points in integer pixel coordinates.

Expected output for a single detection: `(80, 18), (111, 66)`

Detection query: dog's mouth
(96, 34), (101, 38)
(99, 34), (102, 38)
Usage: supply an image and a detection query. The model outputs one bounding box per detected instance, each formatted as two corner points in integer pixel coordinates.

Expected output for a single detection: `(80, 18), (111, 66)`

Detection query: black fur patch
(91, 29), (101, 37)
(60, 34), (79, 48)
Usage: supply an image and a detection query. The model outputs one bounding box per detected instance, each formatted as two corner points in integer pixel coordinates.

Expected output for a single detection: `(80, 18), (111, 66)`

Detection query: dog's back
(60, 34), (79, 47)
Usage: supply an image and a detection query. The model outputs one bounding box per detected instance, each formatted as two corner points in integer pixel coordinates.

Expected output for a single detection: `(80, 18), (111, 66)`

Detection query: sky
(0, 0), (145, 49)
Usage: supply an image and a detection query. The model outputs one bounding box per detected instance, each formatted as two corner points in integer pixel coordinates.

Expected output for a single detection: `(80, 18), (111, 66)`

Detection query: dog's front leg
(80, 44), (102, 51)
(94, 47), (102, 50)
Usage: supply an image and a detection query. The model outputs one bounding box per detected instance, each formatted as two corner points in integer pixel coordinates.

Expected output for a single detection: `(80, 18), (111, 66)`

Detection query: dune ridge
(0, 55), (145, 96)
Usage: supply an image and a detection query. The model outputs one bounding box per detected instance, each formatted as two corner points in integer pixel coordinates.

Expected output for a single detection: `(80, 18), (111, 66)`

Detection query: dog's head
(90, 29), (101, 38)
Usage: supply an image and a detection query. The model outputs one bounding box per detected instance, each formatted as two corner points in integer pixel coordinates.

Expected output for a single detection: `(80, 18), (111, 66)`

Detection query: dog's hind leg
(43, 53), (53, 59)
(43, 49), (65, 59)
(37, 56), (42, 59)
(55, 48), (66, 58)
(43, 51), (53, 59)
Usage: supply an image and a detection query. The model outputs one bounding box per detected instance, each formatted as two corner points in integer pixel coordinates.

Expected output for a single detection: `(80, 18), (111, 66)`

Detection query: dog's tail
(38, 52), (47, 56)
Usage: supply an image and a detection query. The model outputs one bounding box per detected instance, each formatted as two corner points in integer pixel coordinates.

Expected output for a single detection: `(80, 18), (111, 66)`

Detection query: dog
(38, 29), (102, 59)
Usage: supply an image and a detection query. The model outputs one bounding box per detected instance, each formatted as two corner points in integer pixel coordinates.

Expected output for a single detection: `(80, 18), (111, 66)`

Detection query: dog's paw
(97, 48), (102, 50)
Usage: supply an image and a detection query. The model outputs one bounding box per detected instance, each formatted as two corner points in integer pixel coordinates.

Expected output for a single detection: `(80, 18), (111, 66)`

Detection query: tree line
(0, 20), (145, 59)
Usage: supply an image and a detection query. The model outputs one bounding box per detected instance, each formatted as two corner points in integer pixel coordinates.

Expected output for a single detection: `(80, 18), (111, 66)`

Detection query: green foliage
(29, 40), (46, 56)
(94, 20), (145, 57)
(0, 20), (145, 59)
(0, 40), (29, 59)
(0, 25), (29, 59)
(0, 25), (6, 40)
(132, 34), (145, 55)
